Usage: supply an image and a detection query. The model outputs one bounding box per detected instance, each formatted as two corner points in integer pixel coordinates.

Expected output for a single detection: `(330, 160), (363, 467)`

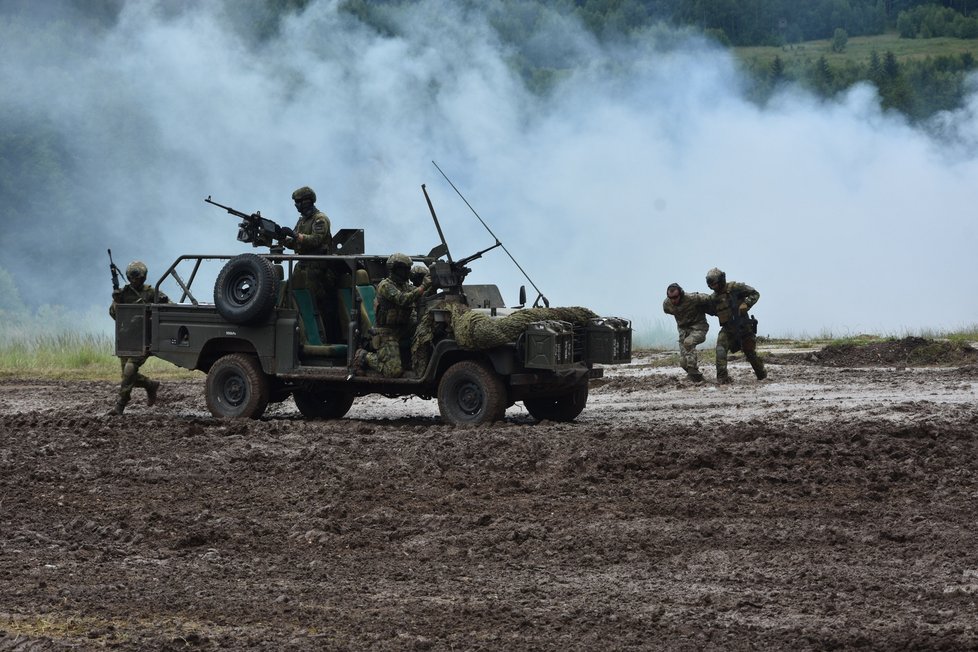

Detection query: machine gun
(205, 196), (289, 250)
(107, 249), (123, 291)
(421, 184), (501, 297)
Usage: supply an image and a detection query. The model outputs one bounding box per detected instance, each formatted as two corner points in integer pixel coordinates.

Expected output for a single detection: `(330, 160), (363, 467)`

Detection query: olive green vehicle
(113, 191), (632, 425)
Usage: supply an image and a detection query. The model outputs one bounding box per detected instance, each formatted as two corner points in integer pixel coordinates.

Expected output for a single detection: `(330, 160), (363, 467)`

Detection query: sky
(2, 0), (977, 342)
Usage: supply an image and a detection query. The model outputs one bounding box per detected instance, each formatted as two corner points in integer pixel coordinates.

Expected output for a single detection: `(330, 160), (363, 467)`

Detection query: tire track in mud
(2, 360), (978, 649)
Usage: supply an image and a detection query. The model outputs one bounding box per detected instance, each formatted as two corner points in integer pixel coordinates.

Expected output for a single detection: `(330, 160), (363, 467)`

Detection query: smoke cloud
(2, 0), (977, 342)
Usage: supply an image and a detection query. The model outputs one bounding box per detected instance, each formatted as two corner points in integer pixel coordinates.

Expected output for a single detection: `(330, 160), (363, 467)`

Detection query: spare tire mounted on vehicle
(214, 253), (279, 325)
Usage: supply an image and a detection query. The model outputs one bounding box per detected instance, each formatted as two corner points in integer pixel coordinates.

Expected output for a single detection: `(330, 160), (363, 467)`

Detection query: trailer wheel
(523, 379), (589, 422)
(214, 253), (279, 325)
(206, 354), (269, 419)
(293, 389), (355, 419)
(438, 360), (507, 425)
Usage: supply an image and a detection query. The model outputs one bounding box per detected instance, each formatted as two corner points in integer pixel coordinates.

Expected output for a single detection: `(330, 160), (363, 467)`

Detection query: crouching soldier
(705, 267), (766, 384)
(352, 253), (431, 377)
(108, 261), (171, 415)
(662, 282), (714, 382)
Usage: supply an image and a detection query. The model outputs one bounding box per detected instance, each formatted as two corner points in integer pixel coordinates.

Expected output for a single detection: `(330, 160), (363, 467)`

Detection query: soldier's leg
(365, 335), (403, 377)
(742, 334), (767, 380)
(681, 326), (707, 380)
(111, 357), (135, 414)
(715, 330), (732, 383)
(411, 317), (434, 376)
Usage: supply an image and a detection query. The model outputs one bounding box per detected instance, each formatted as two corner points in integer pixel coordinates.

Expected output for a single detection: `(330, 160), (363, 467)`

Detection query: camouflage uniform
(662, 290), (713, 380)
(287, 186), (334, 337)
(360, 256), (430, 377)
(109, 266), (171, 415)
(707, 270), (766, 383)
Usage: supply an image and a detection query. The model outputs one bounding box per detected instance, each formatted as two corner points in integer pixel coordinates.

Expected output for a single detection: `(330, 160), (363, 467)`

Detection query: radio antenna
(431, 160), (549, 307)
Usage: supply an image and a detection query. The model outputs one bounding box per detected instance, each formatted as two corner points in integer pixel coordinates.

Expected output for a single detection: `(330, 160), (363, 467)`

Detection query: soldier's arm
(738, 283), (759, 309)
(295, 214), (331, 252)
(662, 298), (673, 315)
(380, 279), (425, 307)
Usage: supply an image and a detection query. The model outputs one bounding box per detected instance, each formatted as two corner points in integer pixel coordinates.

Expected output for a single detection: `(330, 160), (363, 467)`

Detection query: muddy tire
(293, 389), (355, 420)
(214, 254), (279, 325)
(437, 360), (507, 425)
(206, 354), (269, 419)
(523, 379), (589, 422)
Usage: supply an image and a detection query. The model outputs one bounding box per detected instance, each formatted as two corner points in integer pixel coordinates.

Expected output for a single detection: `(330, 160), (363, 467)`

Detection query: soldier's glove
(738, 303), (749, 316)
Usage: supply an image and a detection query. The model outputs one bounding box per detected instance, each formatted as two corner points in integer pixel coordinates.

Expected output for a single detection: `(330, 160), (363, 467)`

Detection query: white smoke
(2, 0), (977, 342)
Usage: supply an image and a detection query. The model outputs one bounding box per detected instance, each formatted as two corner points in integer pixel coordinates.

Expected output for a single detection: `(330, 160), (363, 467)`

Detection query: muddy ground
(2, 340), (978, 650)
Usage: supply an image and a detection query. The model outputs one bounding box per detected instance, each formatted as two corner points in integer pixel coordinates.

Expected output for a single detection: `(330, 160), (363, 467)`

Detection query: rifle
(726, 290), (758, 354)
(205, 196), (289, 249)
(107, 249), (123, 291)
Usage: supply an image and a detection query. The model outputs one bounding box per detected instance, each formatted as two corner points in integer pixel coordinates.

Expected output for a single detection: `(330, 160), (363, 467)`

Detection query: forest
(2, 0), (978, 319)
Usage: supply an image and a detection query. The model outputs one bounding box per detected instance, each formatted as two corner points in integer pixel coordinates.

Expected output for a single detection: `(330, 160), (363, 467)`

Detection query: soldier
(281, 186), (332, 256)
(108, 261), (171, 415)
(352, 253), (431, 377)
(281, 185), (335, 338)
(410, 264), (428, 288)
(662, 282), (714, 382)
(705, 267), (766, 384)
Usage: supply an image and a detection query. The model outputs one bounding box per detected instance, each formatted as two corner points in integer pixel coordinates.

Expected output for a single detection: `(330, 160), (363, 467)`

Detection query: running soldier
(705, 267), (766, 384)
(108, 261), (171, 415)
(662, 282), (714, 382)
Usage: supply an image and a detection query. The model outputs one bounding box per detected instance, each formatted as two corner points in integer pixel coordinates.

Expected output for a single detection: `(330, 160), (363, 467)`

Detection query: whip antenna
(432, 160), (549, 307)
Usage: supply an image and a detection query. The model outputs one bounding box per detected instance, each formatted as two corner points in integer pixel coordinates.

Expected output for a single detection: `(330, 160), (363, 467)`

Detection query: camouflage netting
(453, 306), (598, 349)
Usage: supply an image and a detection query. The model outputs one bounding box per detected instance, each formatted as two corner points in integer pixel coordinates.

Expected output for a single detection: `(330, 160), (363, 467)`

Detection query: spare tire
(214, 254), (279, 325)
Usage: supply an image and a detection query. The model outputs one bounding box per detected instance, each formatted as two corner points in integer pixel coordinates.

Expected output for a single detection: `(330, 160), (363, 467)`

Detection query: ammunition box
(585, 317), (632, 364)
(523, 320), (575, 370)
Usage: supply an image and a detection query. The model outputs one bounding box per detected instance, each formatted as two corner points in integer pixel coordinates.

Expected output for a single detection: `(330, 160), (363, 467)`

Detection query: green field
(735, 30), (978, 69)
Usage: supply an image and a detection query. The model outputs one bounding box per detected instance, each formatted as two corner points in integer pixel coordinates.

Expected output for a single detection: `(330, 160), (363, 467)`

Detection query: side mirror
(517, 285), (526, 308)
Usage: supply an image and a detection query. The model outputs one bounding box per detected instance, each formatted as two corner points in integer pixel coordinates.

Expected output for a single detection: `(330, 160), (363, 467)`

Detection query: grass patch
(734, 31), (978, 70)
(0, 331), (199, 381)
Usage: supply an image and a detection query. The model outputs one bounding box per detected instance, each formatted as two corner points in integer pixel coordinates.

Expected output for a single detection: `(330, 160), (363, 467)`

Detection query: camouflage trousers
(677, 326), (707, 374)
(118, 355), (153, 404)
(364, 329), (407, 377)
(411, 315), (435, 376)
(715, 328), (766, 379)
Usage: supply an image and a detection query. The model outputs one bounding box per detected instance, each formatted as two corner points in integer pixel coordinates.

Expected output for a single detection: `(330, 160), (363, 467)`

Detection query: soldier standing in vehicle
(108, 261), (171, 415)
(353, 253), (431, 377)
(662, 282), (714, 383)
(281, 186), (335, 337)
(705, 267), (766, 384)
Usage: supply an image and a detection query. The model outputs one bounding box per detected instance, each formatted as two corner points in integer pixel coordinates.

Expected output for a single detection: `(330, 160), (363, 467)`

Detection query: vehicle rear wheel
(293, 389), (355, 419)
(523, 379), (589, 422)
(206, 354), (269, 419)
(214, 253), (279, 325)
(438, 360), (507, 425)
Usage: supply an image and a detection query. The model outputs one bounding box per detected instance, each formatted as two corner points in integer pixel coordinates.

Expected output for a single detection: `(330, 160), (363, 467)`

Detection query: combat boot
(716, 371), (732, 385)
(755, 368), (768, 381)
(146, 380), (160, 406)
(107, 398), (127, 416)
(686, 371), (705, 383)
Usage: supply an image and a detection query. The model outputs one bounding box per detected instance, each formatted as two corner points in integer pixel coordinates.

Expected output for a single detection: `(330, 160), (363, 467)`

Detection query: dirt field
(3, 340), (978, 650)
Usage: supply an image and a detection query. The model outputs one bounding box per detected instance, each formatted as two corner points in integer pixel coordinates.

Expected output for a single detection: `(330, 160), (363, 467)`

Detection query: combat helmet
(387, 253), (412, 272)
(410, 263), (428, 285)
(706, 268), (726, 289)
(291, 186), (317, 203)
(126, 261), (148, 284)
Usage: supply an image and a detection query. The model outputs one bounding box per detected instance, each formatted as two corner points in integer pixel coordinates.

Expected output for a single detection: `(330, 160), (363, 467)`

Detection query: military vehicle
(113, 187), (631, 425)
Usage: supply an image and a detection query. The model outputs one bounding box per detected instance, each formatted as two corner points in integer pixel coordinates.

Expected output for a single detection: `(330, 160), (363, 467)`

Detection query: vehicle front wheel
(523, 379), (589, 422)
(293, 389), (355, 419)
(437, 360), (507, 425)
(206, 354), (270, 419)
